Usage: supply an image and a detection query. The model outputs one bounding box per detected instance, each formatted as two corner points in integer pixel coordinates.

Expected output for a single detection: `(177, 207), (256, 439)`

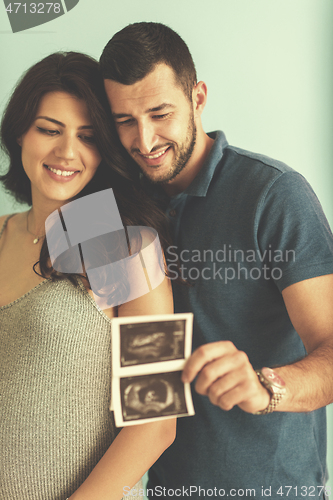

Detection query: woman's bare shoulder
(0, 212), (23, 231)
(0, 214), (10, 227)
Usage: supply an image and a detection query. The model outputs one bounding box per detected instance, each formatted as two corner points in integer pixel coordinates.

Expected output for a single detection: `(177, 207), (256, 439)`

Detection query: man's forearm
(273, 341), (333, 412)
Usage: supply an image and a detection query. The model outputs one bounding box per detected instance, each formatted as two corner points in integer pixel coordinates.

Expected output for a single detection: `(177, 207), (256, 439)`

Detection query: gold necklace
(26, 210), (45, 244)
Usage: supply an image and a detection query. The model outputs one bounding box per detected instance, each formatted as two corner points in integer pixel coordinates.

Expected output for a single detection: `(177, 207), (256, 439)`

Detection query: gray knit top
(0, 215), (142, 500)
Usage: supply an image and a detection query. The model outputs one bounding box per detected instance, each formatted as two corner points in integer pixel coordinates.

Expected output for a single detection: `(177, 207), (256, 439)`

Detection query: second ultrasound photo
(120, 371), (189, 421)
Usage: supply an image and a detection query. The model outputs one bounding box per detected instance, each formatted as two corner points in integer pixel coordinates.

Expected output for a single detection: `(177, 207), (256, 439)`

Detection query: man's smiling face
(104, 63), (197, 186)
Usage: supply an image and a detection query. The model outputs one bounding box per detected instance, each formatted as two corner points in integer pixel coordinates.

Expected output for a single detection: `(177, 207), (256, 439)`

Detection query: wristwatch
(254, 367), (286, 415)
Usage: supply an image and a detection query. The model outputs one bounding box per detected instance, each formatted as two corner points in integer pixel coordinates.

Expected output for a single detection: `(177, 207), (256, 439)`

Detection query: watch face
(262, 367), (286, 388)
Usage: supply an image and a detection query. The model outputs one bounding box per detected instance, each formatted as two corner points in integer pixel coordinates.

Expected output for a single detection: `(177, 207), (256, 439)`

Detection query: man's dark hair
(100, 22), (197, 100)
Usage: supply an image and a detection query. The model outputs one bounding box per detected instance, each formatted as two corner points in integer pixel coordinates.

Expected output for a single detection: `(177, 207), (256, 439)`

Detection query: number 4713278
(5, 3), (61, 14)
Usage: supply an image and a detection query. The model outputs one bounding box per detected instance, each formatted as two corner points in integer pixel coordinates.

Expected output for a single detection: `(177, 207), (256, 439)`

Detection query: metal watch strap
(254, 369), (285, 415)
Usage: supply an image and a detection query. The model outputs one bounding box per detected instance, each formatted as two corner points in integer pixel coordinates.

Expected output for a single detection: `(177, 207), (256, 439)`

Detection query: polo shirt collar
(184, 130), (228, 197)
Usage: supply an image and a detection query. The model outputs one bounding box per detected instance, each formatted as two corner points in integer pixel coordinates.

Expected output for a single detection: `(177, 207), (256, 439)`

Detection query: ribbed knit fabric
(0, 216), (142, 500)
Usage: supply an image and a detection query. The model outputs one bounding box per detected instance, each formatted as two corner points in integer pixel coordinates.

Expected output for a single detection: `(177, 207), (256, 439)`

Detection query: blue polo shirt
(147, 131), (333, 499)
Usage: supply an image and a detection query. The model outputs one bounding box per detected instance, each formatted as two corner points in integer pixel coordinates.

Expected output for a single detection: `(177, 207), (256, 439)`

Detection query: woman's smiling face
(19, 91), (102, 205)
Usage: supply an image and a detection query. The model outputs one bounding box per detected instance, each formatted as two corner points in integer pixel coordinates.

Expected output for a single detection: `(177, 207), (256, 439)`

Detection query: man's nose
(137, 122), (158, 154)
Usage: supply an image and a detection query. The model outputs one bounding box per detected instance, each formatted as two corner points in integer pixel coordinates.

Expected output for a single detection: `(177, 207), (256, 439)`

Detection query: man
(100, 23), (333, 498)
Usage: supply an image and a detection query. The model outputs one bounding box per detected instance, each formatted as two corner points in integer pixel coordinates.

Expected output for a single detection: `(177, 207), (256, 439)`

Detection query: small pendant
(33, 237), (39, 244)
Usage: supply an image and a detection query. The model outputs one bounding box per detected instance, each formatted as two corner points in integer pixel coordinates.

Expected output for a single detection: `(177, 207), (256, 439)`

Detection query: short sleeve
(257, 171), (333, 291)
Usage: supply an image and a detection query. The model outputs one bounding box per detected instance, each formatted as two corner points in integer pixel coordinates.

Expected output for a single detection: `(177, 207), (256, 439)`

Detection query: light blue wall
(0, 0), (332, 491)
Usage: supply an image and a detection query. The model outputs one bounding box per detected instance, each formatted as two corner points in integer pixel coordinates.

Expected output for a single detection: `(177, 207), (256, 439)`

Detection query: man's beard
(143, 112), (197, 185)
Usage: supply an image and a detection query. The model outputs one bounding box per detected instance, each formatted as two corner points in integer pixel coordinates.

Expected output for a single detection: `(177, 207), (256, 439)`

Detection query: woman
(0, 52), (176, 500)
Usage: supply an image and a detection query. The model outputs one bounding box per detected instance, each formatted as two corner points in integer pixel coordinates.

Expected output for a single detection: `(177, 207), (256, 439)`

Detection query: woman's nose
(55, 135), (77, 160)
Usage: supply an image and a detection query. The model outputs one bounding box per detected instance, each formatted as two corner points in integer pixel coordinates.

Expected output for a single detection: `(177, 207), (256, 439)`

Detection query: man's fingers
(208, 378), (249, 411)
(194, 352), (244, 395)
(207, 364), (271, 413)
(182, 341), (236, 383)
(181, 341), (270, 413)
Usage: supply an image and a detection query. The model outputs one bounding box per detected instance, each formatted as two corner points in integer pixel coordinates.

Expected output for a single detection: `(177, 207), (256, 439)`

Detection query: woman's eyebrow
(35, 116), (93, 130)
(35, 116), (65, 126)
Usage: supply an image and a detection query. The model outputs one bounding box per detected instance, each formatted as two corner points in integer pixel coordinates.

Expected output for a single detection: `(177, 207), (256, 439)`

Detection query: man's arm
(182, 273), (333, 414)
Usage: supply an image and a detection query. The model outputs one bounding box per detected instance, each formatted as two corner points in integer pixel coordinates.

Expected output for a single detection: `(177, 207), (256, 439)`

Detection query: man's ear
(192, 81), (208, 117)
(17, 137), (22, 146)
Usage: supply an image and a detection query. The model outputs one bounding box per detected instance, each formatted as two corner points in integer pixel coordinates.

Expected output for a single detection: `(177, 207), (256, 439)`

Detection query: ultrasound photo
(120, 319), (186, 366)
(120, 371), (189, 421)
(111, 312), (194, 426)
